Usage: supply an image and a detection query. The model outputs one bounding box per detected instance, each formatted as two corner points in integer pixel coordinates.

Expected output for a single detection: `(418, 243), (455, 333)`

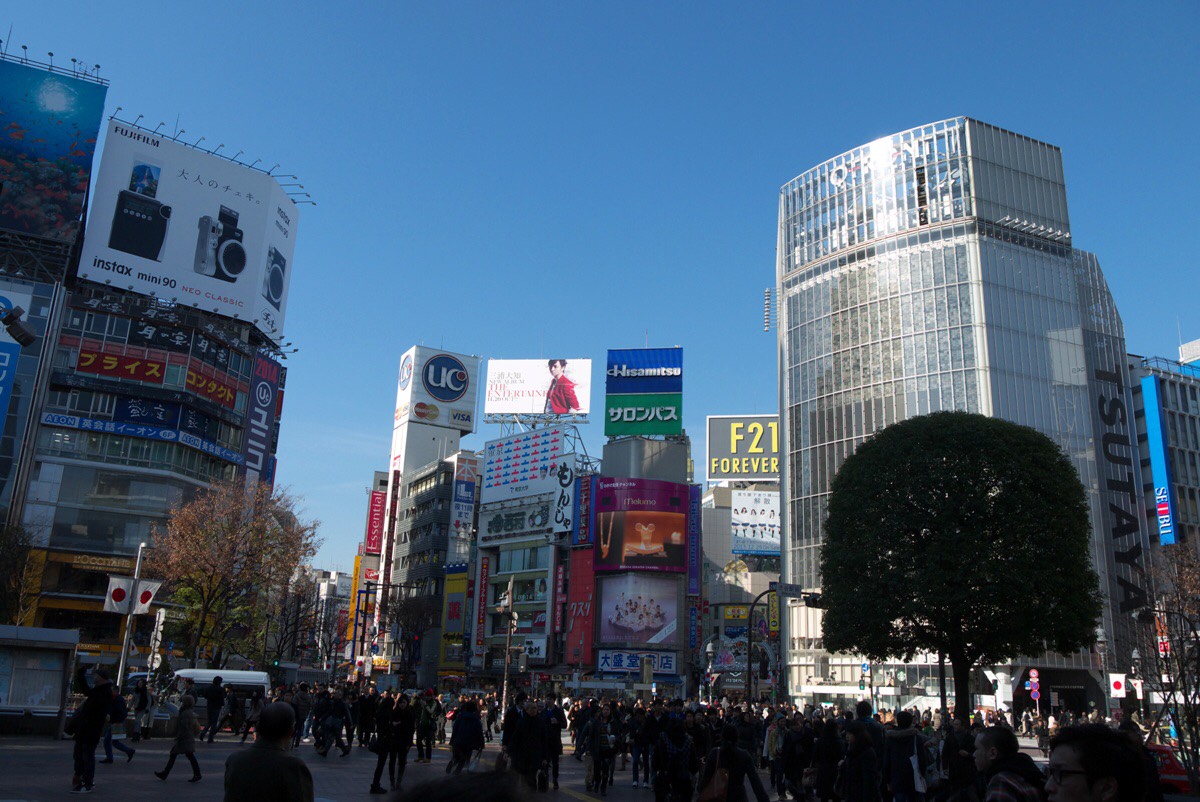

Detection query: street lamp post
(116, 542), (152, 689)
(498, 576), (516, 716)
(745, 587), (774, 704)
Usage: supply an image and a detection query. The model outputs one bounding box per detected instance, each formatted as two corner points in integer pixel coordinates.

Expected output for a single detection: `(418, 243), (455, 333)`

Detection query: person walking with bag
(449, 700), (486, 775)
(699, 724), (771, 802)
(812, 718), (844, 802)
(99, 685), (136, 764)
(131, 678), (150, 742)
(155, 694), (202, 783)
(883, 711), (930, 802)
(69, 667), (113, 794)
(239, 690), (264, 743)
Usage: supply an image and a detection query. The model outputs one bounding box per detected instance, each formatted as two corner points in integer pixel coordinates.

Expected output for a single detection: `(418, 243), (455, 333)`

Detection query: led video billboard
(0, 59), (107, 242)
(485, 358), (592, 415)
(594, 477), (688, 572)
(79, 120), (298, 344)
(597, 573), (679, 646)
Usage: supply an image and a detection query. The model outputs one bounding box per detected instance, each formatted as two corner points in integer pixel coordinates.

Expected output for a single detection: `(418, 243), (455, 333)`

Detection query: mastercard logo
(414, 402), (440, 421)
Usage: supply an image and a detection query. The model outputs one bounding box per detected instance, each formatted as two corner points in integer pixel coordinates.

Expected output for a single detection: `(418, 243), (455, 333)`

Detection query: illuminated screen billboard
(79, 120), (298, 344)
(594, 477), (688, 572)
(485, 358), (592, 415)
(0, 59), (107, 242)
(597, 573), (679, 646)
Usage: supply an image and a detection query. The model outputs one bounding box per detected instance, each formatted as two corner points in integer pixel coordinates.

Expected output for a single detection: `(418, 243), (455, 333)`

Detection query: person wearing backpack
(700, 724), (771, 802)
(100, 685), (136, 763)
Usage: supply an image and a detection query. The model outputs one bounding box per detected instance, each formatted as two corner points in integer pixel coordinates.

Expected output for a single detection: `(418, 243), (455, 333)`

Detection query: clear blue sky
(8, 2), (1198, 570)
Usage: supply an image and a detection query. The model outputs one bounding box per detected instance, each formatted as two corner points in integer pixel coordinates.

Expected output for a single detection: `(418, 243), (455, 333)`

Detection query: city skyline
(3, 2), (1196, 568)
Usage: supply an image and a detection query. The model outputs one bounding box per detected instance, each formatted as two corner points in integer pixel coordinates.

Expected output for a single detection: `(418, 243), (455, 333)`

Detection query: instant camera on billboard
(393, 346), (481, 435)
(594, 477), (688, 572)
(480, 427), (568, 503)
(597, 573), (679, 646)
(78, 120), (299, 344)
(486, 358), (592, 415)
(707, 415), (780, 481)
(0, 59), (107, 242)
(731, 489), (781, 556)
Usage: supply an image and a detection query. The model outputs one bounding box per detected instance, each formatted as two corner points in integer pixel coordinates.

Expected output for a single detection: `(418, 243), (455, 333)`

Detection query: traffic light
(859, 680), (866, 691)
(519, 652), (529, 672)
(272, 659), (280, 668)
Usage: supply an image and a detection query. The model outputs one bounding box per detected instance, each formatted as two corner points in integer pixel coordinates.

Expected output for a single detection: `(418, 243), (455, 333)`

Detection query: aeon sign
(423, 354), (469, 402)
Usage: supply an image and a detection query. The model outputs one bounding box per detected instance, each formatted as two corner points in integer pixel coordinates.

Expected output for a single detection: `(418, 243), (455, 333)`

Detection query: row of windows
(496, 545), (551, 574)
(407, 471), (451, 497)
(62, 308), (253, 383)
(37, 429), (235, 484)
(396, 550), (446, 570)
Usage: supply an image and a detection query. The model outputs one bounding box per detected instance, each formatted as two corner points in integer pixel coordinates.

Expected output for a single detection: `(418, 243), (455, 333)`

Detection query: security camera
(1, 306), (36, 347)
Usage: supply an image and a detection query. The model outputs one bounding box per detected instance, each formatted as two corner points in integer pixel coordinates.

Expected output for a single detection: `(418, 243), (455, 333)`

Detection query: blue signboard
(41, 412), (243, 465)
(0, 341), (21, 426)
(605, 348), (683, 395)
(1142, 376), (1178, 545)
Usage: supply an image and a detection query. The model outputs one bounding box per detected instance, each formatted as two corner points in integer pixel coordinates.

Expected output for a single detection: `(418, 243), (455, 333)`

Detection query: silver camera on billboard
(194, 205), (247, 282)
(262, 246), (286, 310)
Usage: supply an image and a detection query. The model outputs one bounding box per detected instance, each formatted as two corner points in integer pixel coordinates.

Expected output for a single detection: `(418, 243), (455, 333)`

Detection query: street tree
(820, 410), (1102, 718)
(1136, 545), (1200, 792)
(148, 479), (320, 666)
(386, 592), (440, 682)
(0, 524), (37, 625)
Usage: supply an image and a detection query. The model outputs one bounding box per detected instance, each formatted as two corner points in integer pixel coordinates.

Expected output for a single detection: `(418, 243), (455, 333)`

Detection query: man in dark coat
(70, 667), (113, 793)
(199, 676), (226, 741)
(542, 697), (568, 788)
(882, 711), (931, 802)
(510, 698), (549, 791)
(224, 702), (314, 802)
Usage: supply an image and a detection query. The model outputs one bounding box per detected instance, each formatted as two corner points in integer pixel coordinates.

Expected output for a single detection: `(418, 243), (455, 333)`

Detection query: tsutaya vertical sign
(473, 555), (490, 656)
(242, 353), (282, 487)
(364, 490), (386, 555)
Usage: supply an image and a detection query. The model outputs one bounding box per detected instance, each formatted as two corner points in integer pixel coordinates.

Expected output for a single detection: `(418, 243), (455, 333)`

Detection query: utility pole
(499, 576), (515, 716)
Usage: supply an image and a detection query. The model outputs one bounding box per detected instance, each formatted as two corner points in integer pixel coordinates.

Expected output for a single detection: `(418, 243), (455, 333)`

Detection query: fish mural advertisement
(0, 59), (108, 242)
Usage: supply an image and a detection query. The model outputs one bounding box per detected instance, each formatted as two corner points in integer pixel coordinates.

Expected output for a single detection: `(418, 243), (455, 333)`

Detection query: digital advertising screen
(594, 477), (688, 572)
(597, 573), (679, 647)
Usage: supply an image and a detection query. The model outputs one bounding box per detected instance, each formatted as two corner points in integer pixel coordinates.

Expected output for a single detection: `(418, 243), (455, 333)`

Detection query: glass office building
(777, 118), (1150, 707)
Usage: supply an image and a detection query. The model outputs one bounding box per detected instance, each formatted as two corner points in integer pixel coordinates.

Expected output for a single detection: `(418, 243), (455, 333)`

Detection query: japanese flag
(103, 576), (163, 614)
(1109, 673), (1127, 698)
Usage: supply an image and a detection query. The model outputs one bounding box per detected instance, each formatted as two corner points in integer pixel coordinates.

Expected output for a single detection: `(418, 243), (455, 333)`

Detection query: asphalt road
(0, 732), (663, 802)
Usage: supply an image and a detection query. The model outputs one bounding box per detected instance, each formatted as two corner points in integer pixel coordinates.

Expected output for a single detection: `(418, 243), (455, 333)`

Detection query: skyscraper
(776, 118), (1149, 708)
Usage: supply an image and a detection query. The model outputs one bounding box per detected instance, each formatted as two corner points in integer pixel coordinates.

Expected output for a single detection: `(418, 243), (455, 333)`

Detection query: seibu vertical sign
(364, 490), (386, 555)
(242, 353), (282, 488)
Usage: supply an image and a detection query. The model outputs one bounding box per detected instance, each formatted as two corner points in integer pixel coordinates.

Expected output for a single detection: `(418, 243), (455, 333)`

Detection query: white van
(170, 669), (271, 709)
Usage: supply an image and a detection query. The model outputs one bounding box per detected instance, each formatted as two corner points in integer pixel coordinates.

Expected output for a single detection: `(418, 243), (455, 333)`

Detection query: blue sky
(8, 2), (1198, 570)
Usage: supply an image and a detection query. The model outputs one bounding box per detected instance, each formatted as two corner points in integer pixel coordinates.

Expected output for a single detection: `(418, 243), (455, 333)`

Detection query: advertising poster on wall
(241, 353), (281, 486)
(450, 456), (478, 539)
(597, 573), (678, 646)
(572, 475), (597, 547)
(687, 484), (701, 595)
(594, 478), (689, 572)
(480, 427), (568, 503)
(364, 490), (386, 555)
(706, 415), (780, 481)
(0, 59), (107, 242)
(485, 358), (592, 415)
(480, 499), (552, 545)
(731, 489), (781, 556)
(440, 565), (468, 665)
(79, 121), (298, 343)
(565, 549), (595, 664)
(473, 556), (490, 656)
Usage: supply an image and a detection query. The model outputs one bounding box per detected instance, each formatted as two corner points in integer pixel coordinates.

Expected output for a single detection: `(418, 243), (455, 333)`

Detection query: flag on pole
(104, 576), (163, 614)
(1109, 673), (1127, 698)
(104, 576), (134, 613)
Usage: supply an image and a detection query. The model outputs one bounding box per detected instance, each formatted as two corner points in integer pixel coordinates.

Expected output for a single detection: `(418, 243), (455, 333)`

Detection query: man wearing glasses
(1045, 725), (1148, 802)
(974, 726), (1045, 802)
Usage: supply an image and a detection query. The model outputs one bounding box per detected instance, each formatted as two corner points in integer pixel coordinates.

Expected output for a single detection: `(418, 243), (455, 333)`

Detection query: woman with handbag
(699, 724), (771, 802)
(154, 695), (201, 783)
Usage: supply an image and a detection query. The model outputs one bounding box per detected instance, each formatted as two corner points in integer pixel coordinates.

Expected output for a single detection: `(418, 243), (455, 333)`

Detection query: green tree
(819, 410), (1102, 718)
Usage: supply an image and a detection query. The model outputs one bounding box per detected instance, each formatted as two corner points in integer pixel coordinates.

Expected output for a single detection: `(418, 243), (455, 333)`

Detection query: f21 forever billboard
(78, 120), (298, 344)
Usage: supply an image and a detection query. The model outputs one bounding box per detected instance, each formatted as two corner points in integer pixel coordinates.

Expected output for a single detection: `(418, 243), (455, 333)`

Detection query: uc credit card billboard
(393, 345), (481, 434)
(0, 59), (107, 242)
(79, 120), (298, 344)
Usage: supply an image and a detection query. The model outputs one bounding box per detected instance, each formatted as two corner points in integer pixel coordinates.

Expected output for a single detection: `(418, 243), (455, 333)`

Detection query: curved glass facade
(778, 118), (1149, 693)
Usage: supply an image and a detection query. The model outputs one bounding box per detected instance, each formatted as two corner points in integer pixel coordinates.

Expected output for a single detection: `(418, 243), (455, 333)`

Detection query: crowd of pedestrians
(63, 669), (1169, 802)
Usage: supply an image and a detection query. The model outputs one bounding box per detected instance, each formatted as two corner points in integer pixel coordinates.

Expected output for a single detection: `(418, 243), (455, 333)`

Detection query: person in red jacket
(545, 360), (581, 414)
